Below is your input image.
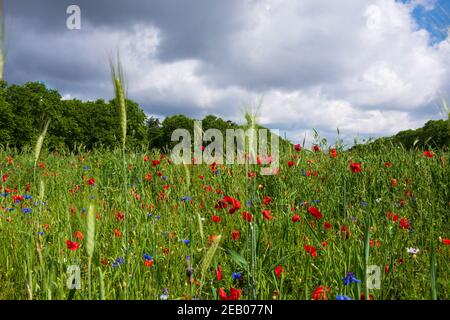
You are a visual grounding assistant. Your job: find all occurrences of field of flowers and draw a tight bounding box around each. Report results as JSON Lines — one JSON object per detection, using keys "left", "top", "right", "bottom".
{"left": 0, "top": 142, "right": 449, "bottom": 300}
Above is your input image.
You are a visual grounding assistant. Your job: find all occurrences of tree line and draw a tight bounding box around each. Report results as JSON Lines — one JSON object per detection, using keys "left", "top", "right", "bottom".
{"left": 1, "top": 80, "right": 448, "bottom": 152}
{"left": 0, "top": 80, "right": 242, "bottom": 151}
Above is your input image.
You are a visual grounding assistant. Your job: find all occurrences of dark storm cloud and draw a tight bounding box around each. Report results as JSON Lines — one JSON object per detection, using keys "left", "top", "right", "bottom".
{"left": 1, "top": 0, "right": 448, "bottom": 142}
{"left": 4, "top": 0, "right": 243, "bottom": 60}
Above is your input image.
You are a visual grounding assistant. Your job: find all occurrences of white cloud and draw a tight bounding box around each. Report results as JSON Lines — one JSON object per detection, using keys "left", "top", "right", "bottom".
{"left": 7, "top": 0, "right": 449, "bottom": 145}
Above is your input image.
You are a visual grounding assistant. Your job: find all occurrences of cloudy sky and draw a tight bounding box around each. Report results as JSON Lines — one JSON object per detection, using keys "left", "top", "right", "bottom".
{"left": 3, "top": 0, "right": 450, "bottom": 145}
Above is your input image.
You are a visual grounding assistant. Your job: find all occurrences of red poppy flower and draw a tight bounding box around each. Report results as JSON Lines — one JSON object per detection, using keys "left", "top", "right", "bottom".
{"left": 292, "top": 215, "right": 300, "bottom": 223}
{"left": 152, "top": 159, "right": 161, "bottom": 167}
{"left": 384, "top": 162, "right": 393, "bottom": 168}
{"left": 88, "top": 178, "right": 95, "bottom": 186}
{"left": 114, "top": 229, "right": 122, "bottom": 238}
{"left": 274, "top": 265, "right": 285, "bottom": 278}
{"left": 219, "top": 288, "right": 241, "bottom": 300}
{"left": 231, "top": 229, "right": 240, "bottom": 241}
{"left": 313, "top": 145, "right": 320, "bottom": 152}
{"left": 12, "top": 195, "right": 24, "bottom": 202}
{"left": 262, "top": 196, "right": 272, "bottom": 206}
{"left": 391, "top": 178, "right": 398, "bottom": 187}
{"left": 211, "top": 215, "right": 221, "bottom": 223}
{"left": 216, "top": 196, "right": 241, "bottom": 214}
{"left": 399, "top": 217, "right": 410, "bottom": 230}
{"left": 330, "top": 148, "right": 337, "bottom": 158}
{"left": 423, "top": 150, "right": 434, "bottom": 158}
{"left": 66, "top": 240, "right": 80, "bottom": 251}
{"left": 441, "top": 238, "right": 450, "bottom": 245}
{"left": 143, "top": 155, "right": 150, "bottom": 162}
{"left": 304, "top": 245, "right": 317, "bottom": 258}
{"left": 287, "top": 161, "right": 295, "bottom": 167}
{"left": 219, "top": 288, "right": 228, "bottom": 300}
{"left": 312, "top": 286, "right": 329, "bottom": 300}
{"left": 242, "top": 211, "right": 254, "bottom": 222}
{"left": 341, "top": 225, "right": 351, "bottom": 240}
{"left": 262, "top": 210, "right": 272, "bottom": 221}
{"left": 295, "top": 144, "right": 302, "bottom": 151}
{"left": 323, "top": 221, "right": 332, "bottom": 230}
{"left": 144, "top": 259, "right": 154, "bottom": 267}
{"left": 216, "top": 266, "right": 222, "bottom": 282}
{"left": 2, "top": 174, "right": 8, "bottom": 182}
{"left": 387, "top": 211, "right": 398, "bottom": 222}
{"left": 350, "top": 162, "right": 362, "bottom": 173}
{"left": 145, "top": 173, "right": 152, "bottom": 181}
{"left": 116, "top": 212, "right": 125, "bottom": 221}
{"left": 74, "top": 230, "right": 84, "bottom": 240}
{"left": 308, "top": 207, "right": 323, "bottom": 220}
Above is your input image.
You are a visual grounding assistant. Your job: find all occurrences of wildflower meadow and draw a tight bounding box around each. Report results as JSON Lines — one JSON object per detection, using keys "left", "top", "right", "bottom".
{"left": 0, "top": 135, "right": 448, "bottom": 300}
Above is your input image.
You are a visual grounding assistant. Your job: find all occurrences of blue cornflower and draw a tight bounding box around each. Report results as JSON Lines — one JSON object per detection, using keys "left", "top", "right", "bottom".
{"left": 147, "top": 213, "right": 154, "bottom": 218}
{"left": 215, "top": 170, "right": 221, "bottom": 175}
{"left": 246, "top": 200, "right": 251, "bottom": 208}
{"left": 160, "top": 288, "right": 169, "bottom": 300}
{"left": 143, "top": 253, "right": 152, "bottom": 261}
{"left": 181, "top": 196, "right": 192, "bottom": 202}
{"left": 1, "top": 192, "right": 9, "bottom": 197}
{"left": 112, "top": 257, "right": 124, "bottom": 268}
{"left": 24, "top": 195, "right": 33, "bottom": 200}
{"left": 342, "top": 272, "right": 361, "bottom": 285}
{"left": 336, "top": 294, "right": 352, "bottom": 300}
{"left": 156, "top": 215, "right": 161, "bottom": 220}
{"left": 361, "top": 201, "right": 368, "bottom": 207}
{"left": 162, "top": 176, "right": 167, "bottom": 181}
{"left": 81, "top": 208, "right": 86, "bottom": 213}
{"left": 37, "top": 231, "right": 45, "bottom": 236}
{"left": 185, "top": 255, "right": 191, "bottom": 261}
{"left": 182, "top": 239, "right": 191, "bottom": 246}
{"left": 22, "top": 208, "right": 32, "bottom": 214}
{"left": 232, "top": 272, "right": 242, "bottom": 280}
{"left": 83, "top": 165, "right": 91, "bottom": 171}
{"left": 312, "top": 200, "right": 321, "bottom": 203}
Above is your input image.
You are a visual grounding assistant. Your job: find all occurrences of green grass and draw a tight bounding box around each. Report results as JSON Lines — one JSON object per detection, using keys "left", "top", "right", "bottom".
{"left": 0, "top": 143, "right": 448, "bottom": 300}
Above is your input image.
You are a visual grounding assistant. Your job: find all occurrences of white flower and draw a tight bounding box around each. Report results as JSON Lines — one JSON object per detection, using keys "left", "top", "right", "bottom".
{"left": 406, "top": 247, "right": 420, "bottom": 255}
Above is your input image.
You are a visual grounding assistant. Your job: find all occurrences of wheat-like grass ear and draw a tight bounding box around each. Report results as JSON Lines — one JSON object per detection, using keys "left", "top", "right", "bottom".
{"left": 109, "top": 54, "right": 127, "bottom": 148}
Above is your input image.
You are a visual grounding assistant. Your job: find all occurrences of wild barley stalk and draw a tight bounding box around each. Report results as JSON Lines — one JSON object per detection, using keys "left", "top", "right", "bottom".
{"left": 33, "top": 119, "right": 51, "bottom": 184}
{"left": 110, "top": 56, "right": 129, "bottom": 298}
{"left": 244, "top": 110, "right": 259, "bottom": 299}
{"left": 363, "top": 218, "right": 371, "bottom": 300}
{"left": 198, "top": 235, "right": 221, "bottom": 296}
{"left": 98, "top": 267, "right": 105, "bottom": 300}
{"left": 441, "top": 98, "right": 449, "bottom": 136}
{"left": 86, "top": 205, "right": 95, "bottom": 300}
